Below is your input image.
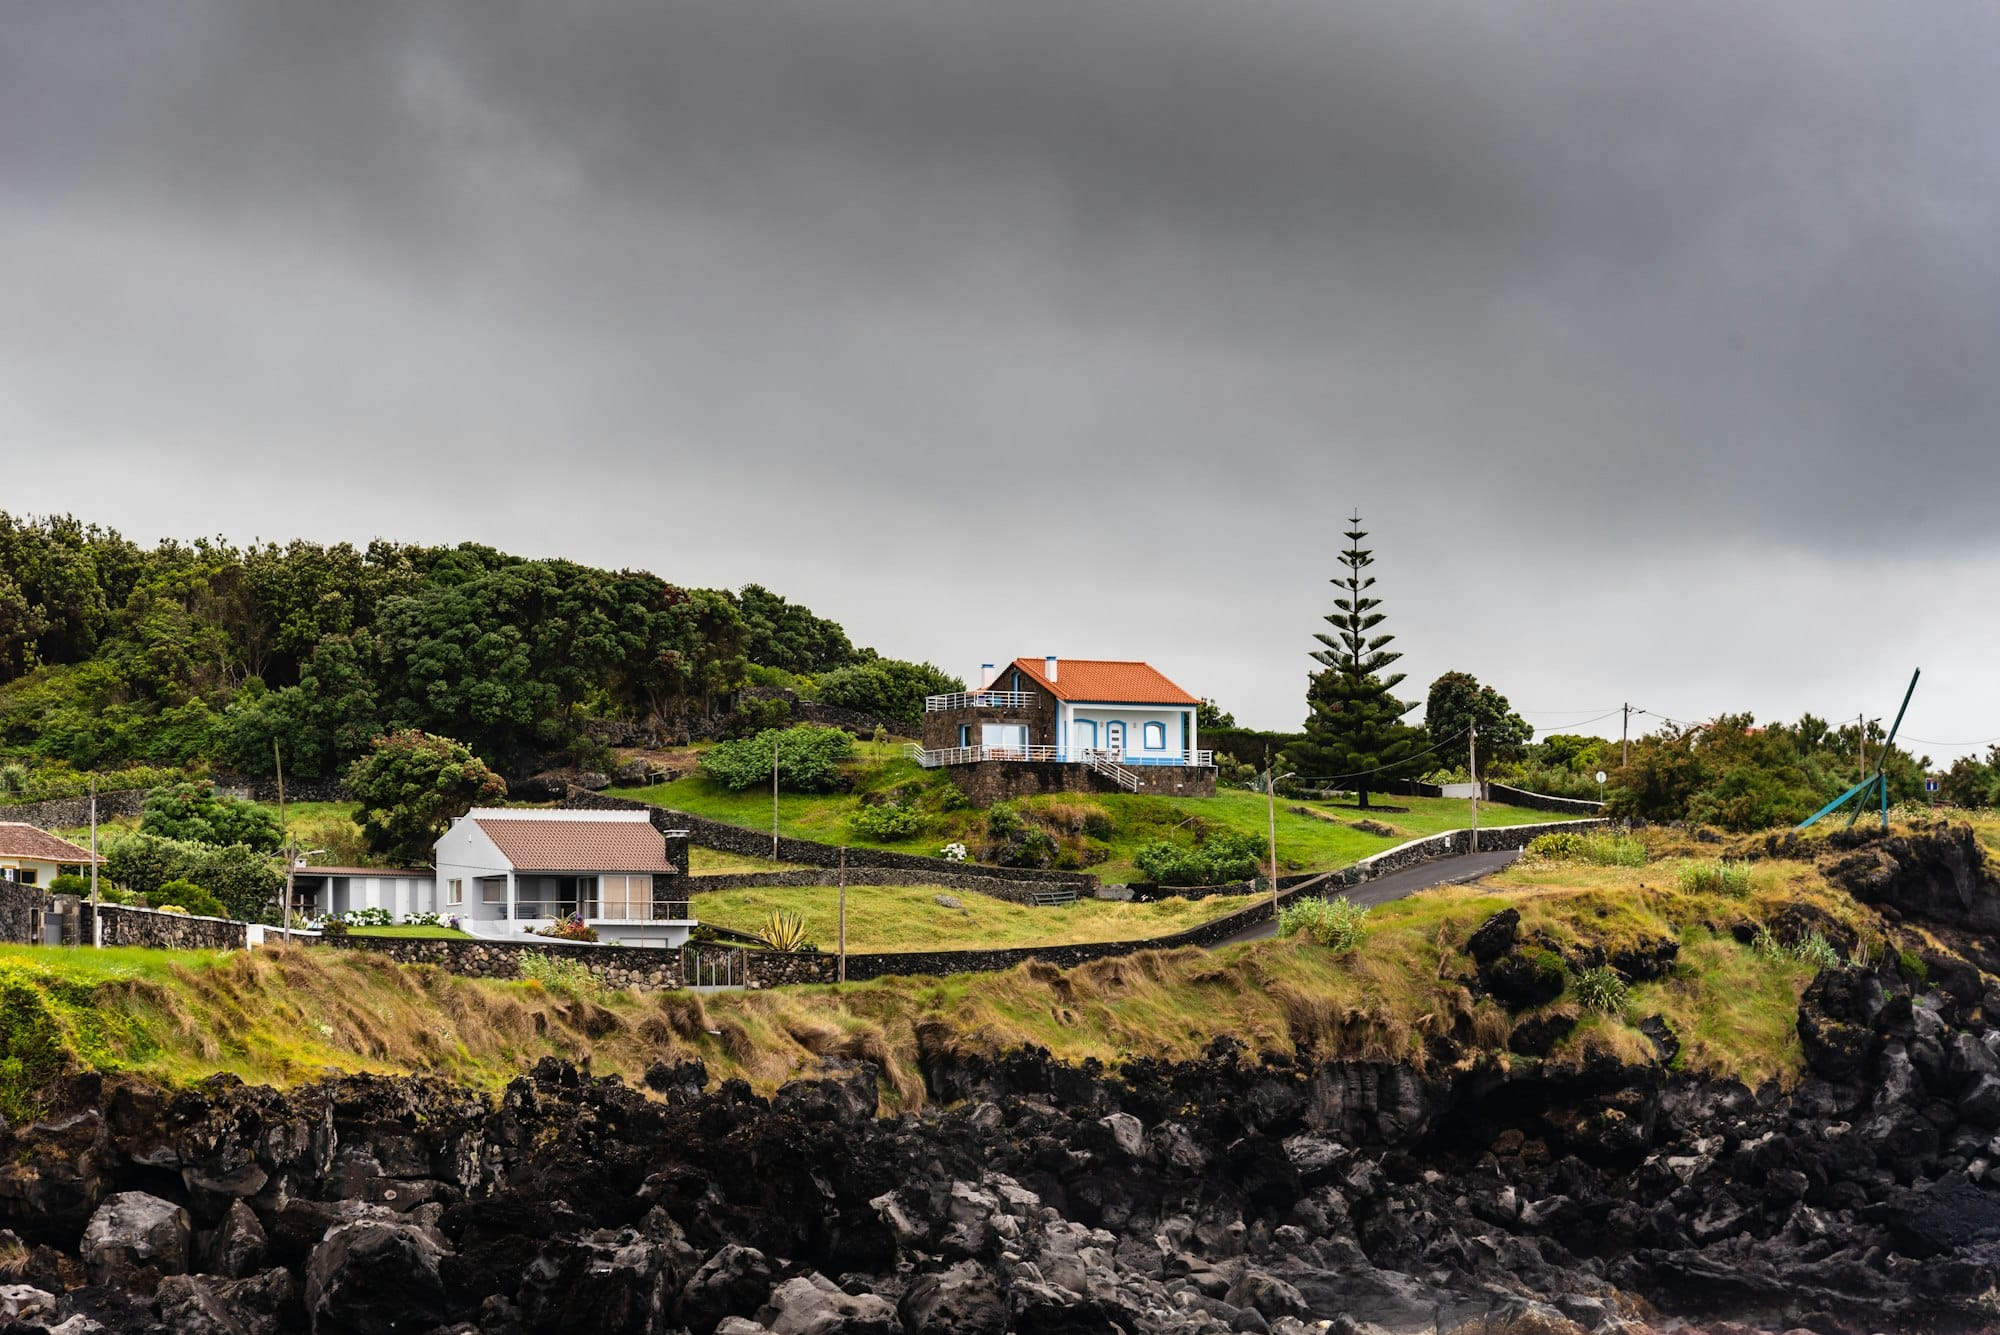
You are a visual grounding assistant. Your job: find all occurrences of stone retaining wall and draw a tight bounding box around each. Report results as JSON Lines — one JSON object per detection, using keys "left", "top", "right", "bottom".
{"left": 0, "top": 879, "right": 43, "bottom": 944}
{"left": 0, "top": 789, "right": 148, "bottom": 830}
{"left": 323, "top": 933, "right": 685, "bottom": 992}
{"left": 687, "top": 866, "right": 1060, "bottom": 905}
{"left": 81, "top": 903, "right": 250, "bottom": 950}
{"left": 945, "top": 759, "right": 1218, "bottom": 805}
{"left": 1484, "top": 783, "right": 1606, "bottom": 815}
{"left": 560, "top": 790, "right": 1097, "bottom": 888}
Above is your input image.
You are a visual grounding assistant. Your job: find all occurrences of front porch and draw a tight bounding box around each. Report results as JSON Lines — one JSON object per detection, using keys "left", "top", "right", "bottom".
{"left": 458, "top": 872, "right": 695, "bottom": 947}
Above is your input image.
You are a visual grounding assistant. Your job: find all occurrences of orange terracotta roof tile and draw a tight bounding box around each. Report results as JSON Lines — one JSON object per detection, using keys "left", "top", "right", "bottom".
{"left": 1005, "top": 657, "right": 1200, "bottom": 706}
{"left": 0, "top": 821, "right": 104, "bottom": 864}
{"left": 472, "top": 815, "right": 679, "bottom": 874}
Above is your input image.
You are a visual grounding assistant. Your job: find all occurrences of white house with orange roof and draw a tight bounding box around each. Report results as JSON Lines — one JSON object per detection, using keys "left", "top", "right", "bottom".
{"left": 914, "top": 656, "right": 1216, "bottom": 800}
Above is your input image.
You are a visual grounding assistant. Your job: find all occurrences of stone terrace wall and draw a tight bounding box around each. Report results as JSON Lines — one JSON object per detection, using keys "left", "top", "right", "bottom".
{"left": 687, "top": 866, "right": 1065, "bottom": 906}
{"left": 0, "top": 788, "right": 148, "bottom": 830}
{"left": 324, "top": 934, "right": 685, "bottom": 992}
{"left": 1484, "top": 783, "right": 1606, "bottom": 816}
{"left": 561, "top": 790, "right": 1097, "bottom": 889}
{"left": 82, "top": 903, "right": 250, "bottom": 950}
{"left": 946, "top": 759, "right": 1217, "bottom": 806}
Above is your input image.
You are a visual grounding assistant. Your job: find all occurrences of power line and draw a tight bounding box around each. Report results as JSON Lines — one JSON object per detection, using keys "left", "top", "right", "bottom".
{"left": 1899, "top": 733, "right": 2000, "bottom": 748}
{"left": 1291, "top": 727, "right": 1470, "bottom": 785}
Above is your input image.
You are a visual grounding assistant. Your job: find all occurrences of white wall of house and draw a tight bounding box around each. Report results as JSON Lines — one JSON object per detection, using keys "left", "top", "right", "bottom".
{"left": 435, "top": 815, "right": 518, "bottom": 928}
{"left": 0, "top": 856, "right": 90, "bottom": 887}
{"left": 1059, "top": 704, "right": 1199, "bottom": 763}
{"left": 320, "top": 874, "right": 437, "bottom": 918}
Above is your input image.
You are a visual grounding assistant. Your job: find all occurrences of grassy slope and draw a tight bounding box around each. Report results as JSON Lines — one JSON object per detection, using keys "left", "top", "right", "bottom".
{"left": 619, "top": 765, "right": 1581, "bottom": 882}
{"left": 0, "top": 828, "right": 1876, "bottom": 1118}
{"left": 694, "top": 883, "right": 1240, "bottom": 952}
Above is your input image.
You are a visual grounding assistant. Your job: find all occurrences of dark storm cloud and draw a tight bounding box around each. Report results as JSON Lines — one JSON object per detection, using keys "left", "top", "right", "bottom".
{"left": 4, "top": 1, "right": 1998, "bottom": 738}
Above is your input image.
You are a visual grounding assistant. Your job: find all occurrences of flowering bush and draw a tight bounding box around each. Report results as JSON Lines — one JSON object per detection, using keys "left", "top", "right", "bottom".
{"left": 156, "top": 904, "right": 189, "bottom": 916}
{"left": 535, "top": 912, "right": 599, "bottom": 943}
{"left": 339, "top": 907, "right": 394, "bottom": 927}
{"left": 405, "top": 912, "right": 444, "bottom": 927}
{"left": 941, "top": 842, "right": 968, "bottom": 862}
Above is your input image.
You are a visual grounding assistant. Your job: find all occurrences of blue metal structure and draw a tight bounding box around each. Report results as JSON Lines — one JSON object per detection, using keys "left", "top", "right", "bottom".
{"left": 1796, "top": 668, "right": 1920, "bottom": 832}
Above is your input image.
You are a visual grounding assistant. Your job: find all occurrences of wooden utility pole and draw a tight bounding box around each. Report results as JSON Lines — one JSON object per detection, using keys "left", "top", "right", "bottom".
{"left": 1857, "top": 714, "right": 1867, "bottom": 782}
{"left": 1265, "top": 749, "right": 1280, "bottom": 925}
{"left": 275, "top": 741, "right": 293, "bottom": 942}
{"left": 772, "top": 732, "right": 781, "bottom": 861}
{"left": 1468, "top": 718, "right": 1479, "bottom": 854}
{"left": 837, "top": 846, "right": 848, "bottom": 984}
{"left": 89, "top": 775, "right": 100, "bottom": 947}
{"left": 1621, "top": 703, "right": 1631, "bottom": 767}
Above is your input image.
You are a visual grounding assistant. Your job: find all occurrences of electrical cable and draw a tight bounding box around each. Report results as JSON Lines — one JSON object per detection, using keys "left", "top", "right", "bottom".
{"left": 1290, "top": 727, "right": 1470, "bottom": 785}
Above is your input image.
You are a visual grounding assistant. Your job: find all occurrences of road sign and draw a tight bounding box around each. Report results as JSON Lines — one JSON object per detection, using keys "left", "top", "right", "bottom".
{"left": 1926, "top": 779, "right": 1940, "bottom": 792}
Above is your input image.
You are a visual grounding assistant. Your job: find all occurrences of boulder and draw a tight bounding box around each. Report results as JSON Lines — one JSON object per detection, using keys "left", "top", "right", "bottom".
{"left": 1225, "top": 1270, "right": 1309, "bottom": 1320}
{"left": 1465, "top": 909, "right": 1520, "bottom": 965}
{"left": 679, "top": 1244, "right": 776, "bottom": 1332}
{"left": 154, "top": 1269, "right": 294, "bottom": 1335}
{"left": 303, "top": 1221, "right": 449, "bottom": 1334}
{"left": 1508, "top": 1010, "right": 1578, "bottom": 1058}
{"left": 1483, "top": 950, "right": 1567, "bottom": 1011}
{"left": 204, "top": 1201, "right": 268, "bottom": 1279}
{"left": 80, "top": 1191, "right": 191, "bottom": 1283}
{"left": 901, "top": 1261, "right": 1004, "bottom": 1335}
{"left": 0, "top": 1285, "right": 58, "bottom": 1325}
{"left": 754, "top": 1273, "right": 902, "bottom": 1335}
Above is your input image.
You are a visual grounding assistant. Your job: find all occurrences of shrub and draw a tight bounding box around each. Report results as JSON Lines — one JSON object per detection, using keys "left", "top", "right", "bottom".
{"left": 318, "top": 918, "right": 349, "bottom": 937}
{"left": 995, "top": 828, "right": 1058, "bottom": 869}
{"left": 1527, "top": 831, "right": 1645, "bottom": 867}
{"left": 1133, "top": 832, "right": 1265, "bottom": 887}
{"left": 157, "top": 904, "right": 189, "bottom": 916}
{"left": 940, "top": 842, "right": 968, "bottom": 863}
{"left": 1897, "top": 948, "right": 1928, "bottom": 984}
{"left": 518, "top": 951, "right": 596, "bottom": 995}
{"left": 48, "top": 873, "right": 86, "bottom": 896}
{"left": 340, "top": 906, "right": 394, "bottom": 927}
{"left": 1278, "top": 896, "right": 1368, "bottom": 951}
{"left": 1081, "top": 811, "right": 1114, "bottom": 841}
{"left": 535, "top": 913, "right": 599, "bottom": 943}
{"left": 1572, "top": 965, "right": 1629, "bottom": 1014}
{"left": 759, "top": 910, "right": 809, "bottom": 952}
{"left": 985, "top": 805, "right": 1022, "bottom": 840}
{"left": 1791, "top": 932, "right": 1840, "bottom": 972}
{"left": 848, "top": 802, "right": 926, "bottom": 841}
{"left": 813, "top": 659, "right": 963, "bottom": 729}
{"left": 701, "top": 725, "right": 854, "bottom": 793}
{"left": 150, "top": 878, "right": 228, "bottom": 918}
{"left": 140, "top": 782, "right": 283, "bottom": 853}
{"left": 1677, "top": 860, "right": 1751, "bottom": 896}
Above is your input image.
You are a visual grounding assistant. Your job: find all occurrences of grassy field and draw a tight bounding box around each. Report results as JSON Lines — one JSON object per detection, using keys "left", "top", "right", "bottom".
{"left": 693, "top": 883, "right": 1241, "bottom": 953}
{"left": 0, "top": 822, "right": 1856, "bottom": 1118}
{"left": 616, "top": 765, "right": 1583, "bottom": 882}
{"left": 347, "top": 925, "right": 470, "bottom": 939}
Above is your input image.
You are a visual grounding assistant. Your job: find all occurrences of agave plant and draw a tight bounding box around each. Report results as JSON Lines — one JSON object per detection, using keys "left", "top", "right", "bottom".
{"left": 759, "top": 909, "right": 809, "bottom": 952}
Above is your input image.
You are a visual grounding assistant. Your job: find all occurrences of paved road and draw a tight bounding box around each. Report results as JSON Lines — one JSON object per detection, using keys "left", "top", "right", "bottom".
{"left": 1211, "top": 848, "right": 1523, "bottom": 948}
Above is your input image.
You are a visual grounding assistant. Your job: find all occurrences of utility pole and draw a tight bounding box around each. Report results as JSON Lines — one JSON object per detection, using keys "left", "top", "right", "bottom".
{"left": 1468, "top": 718, "right": 1479, "bottom": 854}
{"left": 275, "top": 741, "right": 293, "bottom": 943}
{"left": 1621, "top": 704, "right": 1631, "bottom": 768}
{"left": 772, "top": 731, "right": 781, "bottom": 861}
{"left": 1857, "top": 714, "right": 1866, "bottom": 782}
{"left": 1265, "top": 748, "right": 1280, "bottom": 925}
{"left": 89, "top": 775, "right": 100, "bottom": 948}
{"left": 837, "top": 845, "right": 848, "bottom": 985}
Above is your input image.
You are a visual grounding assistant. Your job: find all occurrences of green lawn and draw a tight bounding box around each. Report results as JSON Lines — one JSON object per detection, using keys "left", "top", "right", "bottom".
{"left": 693, "top": 882, "right": 1241, "bottom": 953}
{"left": 616, "top": 765, "right": 1585, "bottom": 882}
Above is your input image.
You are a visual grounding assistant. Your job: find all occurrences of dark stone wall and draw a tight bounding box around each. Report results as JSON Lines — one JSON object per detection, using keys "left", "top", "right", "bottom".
{"left": 945, "top": 759, "right": 1217, "bottom": 805}
{"left": 0, "top": 789, "right": 147, "bottom": 830}
{"left": 919, "top": 693, "right": 1053, "bottom": 751}
{"left": 689, "top": 867, "right": 1063, "bottom": 906}
{"left": 324, "top": 933, "right": 686, "bottom": 992}
{"left": 1484, "top": 783, "right": 1606, "bottom": 815}
{"left": 82, "top": 904, "right": 250, "bottom": 950}
{"left": 0, "top": 880, "right": 45, "bottom": 944}
{"left": 562, "top": 790, "right": 1097, "bottom": 888}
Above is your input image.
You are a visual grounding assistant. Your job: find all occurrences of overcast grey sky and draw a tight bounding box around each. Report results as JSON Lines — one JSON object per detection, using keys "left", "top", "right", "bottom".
{"left": 5, "top": 1, "right": 1999, "bottom": 755}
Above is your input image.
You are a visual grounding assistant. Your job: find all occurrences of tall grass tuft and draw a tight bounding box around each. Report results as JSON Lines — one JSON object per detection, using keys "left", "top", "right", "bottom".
{"left": 1527, "top": 831, "right": 1646, "bottom": 867}
{"left": 1571, "top": 964, "right": 1629, "bottom": 1014}
{"left": 1278, "top": 896, "right": 1369, "bottom": 951}
{"left": 1677, "top": 859, "right": 1751, "bottom": 896}
{"left": 517, "top": 951, "right": 597, "bottom": 996}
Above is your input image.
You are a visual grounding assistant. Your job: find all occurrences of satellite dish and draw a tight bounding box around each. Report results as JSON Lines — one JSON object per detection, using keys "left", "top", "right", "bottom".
{"left": 1594, "top": 771, "right": 1607, "bottom": 785}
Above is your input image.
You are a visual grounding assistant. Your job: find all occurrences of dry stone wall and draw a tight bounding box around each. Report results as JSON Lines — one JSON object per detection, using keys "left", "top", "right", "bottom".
{"left": 323, "top": 933, "right": 686, "bottom": 992}
{"left": 0, "top": 879, "right": 43, "bottom": 944}
{"left": 0, "top": 789, "right": 147, "bottom": 830}
{"left": 687, "top": 866, "right": 1060, "bottom": 905}
{"left": 82, "top": 903, "right": 249, "bottom": 950}
{"left": 1484, "top": 783, "right": 1606, "bottom": 815}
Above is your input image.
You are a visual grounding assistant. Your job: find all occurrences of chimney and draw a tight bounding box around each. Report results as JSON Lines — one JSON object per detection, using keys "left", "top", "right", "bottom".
{"left": 663, "top": 829, "right": 690, "bottom": 877}
{"left": 1044, "top": 655, "right": 1059, "bottom": 682}
{"left": 979, "top": 663, "right": 995, "bottom": 690}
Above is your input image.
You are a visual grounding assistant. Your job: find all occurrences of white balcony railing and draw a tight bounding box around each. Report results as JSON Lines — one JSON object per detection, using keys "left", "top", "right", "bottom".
{"left": 908, "top": 744, "right": 1214, "bottom": 769}
{"left": 924, "top": 689, "right": 1036, "bottom": 712}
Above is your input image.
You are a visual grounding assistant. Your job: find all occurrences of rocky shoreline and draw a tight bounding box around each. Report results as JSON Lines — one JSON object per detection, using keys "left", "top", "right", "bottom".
{"left": 1, "top": 827, "right": 1996, "bottom": 1335}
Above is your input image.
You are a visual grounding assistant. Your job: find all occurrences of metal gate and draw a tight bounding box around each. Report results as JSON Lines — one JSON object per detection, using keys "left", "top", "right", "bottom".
{"left": 684, "top": 945, "right": 746, "bottom": 988}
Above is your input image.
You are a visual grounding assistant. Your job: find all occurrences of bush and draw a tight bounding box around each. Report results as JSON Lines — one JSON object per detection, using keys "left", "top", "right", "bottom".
{"left": 104, "top": 833, "right": 284, "bottom": 920}
{"left": 701, "top": 725, "right": 855, "bottom": 793}
{"left": 848, "top": 802, "right": 926, "bottom": 841}
{"left": 340, "top": 907, "right": 394, "bottom": 927}
{"left": 1527, "top": 831, "right": 1645, "bottom": 867}
{"left": 1133, "top": 832, "right": 1265, "bottom": 887}
{"left": 995, "top": 829, "right": 1058, "bottom": 869}
{"left": 759, "top": 910, "right": 809, "bottom": 952}
{"left": 813, "top": 659, "right": 963, "bottom": 730}
{"left": 535, "top": 913, "right": 599, "bottom": 943}
{"left": 150, "top": 878, "right": 228, "bottom": 918}
{"left": 48, "top": 873, "right": 86, "bottom": 896}
{"left": 1677, "top": 859, "right": 1751, "bottom": 896}
{"left": 1571, "top": 965, "right": 1629, "bottom": 1014}
{"left": 518, "top": 951, "right": 596, "bottom": 994}
{"left": 1791, "top": 931, "right": 1840, "bottom": 972}
{"left": 139, "top": 782, "right": 282, "bottom": 853}
{"left": 318, "top": 918, "right": 349, "bottom": 937}
{"left": 1277, "top": 895, "right": 1368, "bottom": 950}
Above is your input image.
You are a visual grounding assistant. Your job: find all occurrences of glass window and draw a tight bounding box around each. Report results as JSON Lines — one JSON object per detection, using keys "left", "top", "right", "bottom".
{"left": 482, "top": 881, "right": 506, "bottom": 904}
{"left": 1143, "top": 722, "right": 1166, "bottom": 749}
{"left": 447, "top": 879, "right": 463, "bottom": 905}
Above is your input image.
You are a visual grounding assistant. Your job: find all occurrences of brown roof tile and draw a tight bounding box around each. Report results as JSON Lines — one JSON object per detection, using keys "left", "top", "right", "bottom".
{"left": 1005, "top": 657, "right": 1200, "bottom": 707}
{"left": 472, "top": 816, "right": 678, "bottom": 874}
{"left": 0, "top": 821, "right": 104, "bottom": 864}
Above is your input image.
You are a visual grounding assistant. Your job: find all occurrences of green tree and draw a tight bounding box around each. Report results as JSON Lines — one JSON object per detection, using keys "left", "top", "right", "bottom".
{"left": 1195, "top": 698, "right": 1237, "bottom": 729}
{"left": 140, "top": 781, "right": 283, "bottom": 852}
{"left": 813, "top": 659, "right": 963, "bottom": 730}
{"left": 700, "top": 724, "right": 855, "bottom": 793}
{"left": 1289, "top": 514, "right": 1425, "bottom": 809}
{"left": 346, "top": 731, "right": 507, "bottom": 867}
{"left": 736, "top": 584, "right": 870, "bottom": 674}
{"left": 1423, "top": 671, "right": 1533, "bottom": 766}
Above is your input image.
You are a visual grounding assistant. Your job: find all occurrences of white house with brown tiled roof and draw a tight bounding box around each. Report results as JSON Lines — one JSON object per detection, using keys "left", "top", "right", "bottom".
{"left": 433, "top": 808, "right": 694, "bottom": 947}
{"left": 0, "top": 821, "right": 104, "bottom": 887}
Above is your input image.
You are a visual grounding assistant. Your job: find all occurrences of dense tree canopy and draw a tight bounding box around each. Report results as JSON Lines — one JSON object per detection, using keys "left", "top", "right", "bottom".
{"left": 1424, "top": 671, "right": 1533, "bottom": 767}
{"left": 346, "top": 731, "right": 508, "bottom": 866}
{"left": 0, "top": 513, "right": 871, "bottom": 778}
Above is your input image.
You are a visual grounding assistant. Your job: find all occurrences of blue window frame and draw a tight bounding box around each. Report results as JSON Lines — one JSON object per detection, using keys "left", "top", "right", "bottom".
{"left": 1142, "top": 721, "right": 1166, "bottom": 750}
